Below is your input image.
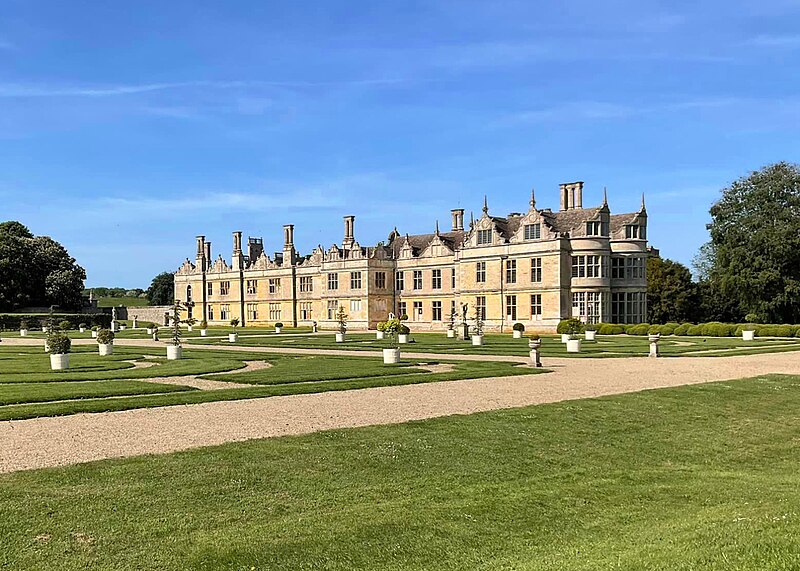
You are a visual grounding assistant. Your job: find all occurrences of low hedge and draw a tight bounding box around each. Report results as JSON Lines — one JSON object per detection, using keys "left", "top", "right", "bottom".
{"left": 556, "top": 319, "right": 585, "bottom": 334}
{"left": 0, "top": 313, "right": 111, "bottom": 330}
{"left": 571, "top": 321, "right": 800, "bottom": 337}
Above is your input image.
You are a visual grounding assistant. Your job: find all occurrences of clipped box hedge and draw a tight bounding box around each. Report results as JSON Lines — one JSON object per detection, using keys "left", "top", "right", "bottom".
{"left": 0, "top": 313, "right": 112, "bottom": 331}
{"left": 562, "top": 320, "right": 800, "bottom": 338}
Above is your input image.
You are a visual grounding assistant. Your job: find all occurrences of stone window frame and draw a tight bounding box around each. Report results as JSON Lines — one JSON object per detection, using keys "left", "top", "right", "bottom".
{"left": 523, "top": 223, "right": 541, "bottom": 240}
{"left": 431, "top": 269, "right": 442, "bottom": 290}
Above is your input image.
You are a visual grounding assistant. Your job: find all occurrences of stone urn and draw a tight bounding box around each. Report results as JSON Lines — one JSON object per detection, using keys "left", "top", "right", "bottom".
{"left": 383, "top": 348, "right": 401, "bottom": 364}
{"left": 742, "top": 329, "right": 755, "bottom": 341}
{"left": 447, "top": 329, "right": 455, "bottom": 338}
{"left": 566, "top": 338, "right": 582, "bottom": 353}
{"left": 472, "top": 334, "right": 484, "bottom": 346}
{"left": 585, "top": 330, "right": 596, "bottom": 341}
{"left": 98, "top": 343, "right": 114, "bottom": 356}
{"left": 49, "top": 353, "right": 70, "bottom": 370}
{"left": 528, "top": 338, "right": 542, "bottom": 367}
{"left": 561, "top": 333, "right": 570, "bottom": 343}
{"left": 376, "top": 331, "right": 385, "bottom": 340}
{"left": 335, "top": 332, "right": 346, "bottom": 343}
{"left": 228, "top": 333, "right": 238, "bottom": 343}
{"left": 648, "top": 333, "right": 661, "bottom": 358}
{"left": 166, "top": 345, "right": 182, "bottom": 360}
{"left": 528, "top": 338, "right": 542, "bottom": 350}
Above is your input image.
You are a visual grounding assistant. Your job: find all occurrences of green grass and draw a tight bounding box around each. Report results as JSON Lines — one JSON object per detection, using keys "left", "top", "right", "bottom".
{"left": 94, "top": 296, "right": 150, "bottom": 307}
{"left": 1, "top": 374, "right": 799, "bottom": 569}
{"left": 0, "top": 346, "right": 537, "bottom": 420}
{"left": 187, "top": 330, "right": 800, "bottom": 357}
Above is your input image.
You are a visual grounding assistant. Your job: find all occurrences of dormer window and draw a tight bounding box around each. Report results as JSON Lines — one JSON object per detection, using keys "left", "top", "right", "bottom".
{"left": 477, "top": 229, "right": 493, "bottom": 245}
{"left": 587, "top": 221, "right": 610, "bottom": 236}
{"left": 625, "top": 224, "right": 646, "bottom": 239}
{"left": 523, "top": 223, "right": 541, "bottom": 240}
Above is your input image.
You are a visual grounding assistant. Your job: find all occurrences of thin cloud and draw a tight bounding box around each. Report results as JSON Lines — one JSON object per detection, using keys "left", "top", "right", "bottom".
{"left": 100, "top": 189, "right": 343, "bottom": 213}
{"left": 747, "top": 34, "right": 800, "bottom": 48}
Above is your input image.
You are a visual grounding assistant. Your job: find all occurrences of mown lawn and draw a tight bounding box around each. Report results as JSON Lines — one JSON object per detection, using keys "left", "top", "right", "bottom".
{"left": 1, "top": 374, "right": 798, "bottom": 570}
{"left": 0, "top": 346, "right": 537, "bottom": 421}
{"left": 187, "top": 330, "right": 800, "bottom": 358}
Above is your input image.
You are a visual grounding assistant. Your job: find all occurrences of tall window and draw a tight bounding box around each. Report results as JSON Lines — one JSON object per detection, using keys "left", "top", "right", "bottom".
{"left": 506, "top": 295, "right": 517, "bottom": 320}
{"left": 350, "top": 271, "right": 362, "bottom": 289}
{"left": 477, "top": 229, "right": 492, "bottom": 245}
{"left": 505, "top": 259, "right": 517, "bottom": 284}
{"left": 350, "top": 299, "right": 361, "bottom": 313}
{"left": 299, "top": 276, "right": 313, "bottom": 292}
{"left": 612, "top": 292, "right": 647, "bottom": 323}
{"left": 376, "top": 272, "right": 386, "bottom": 289}
{"left": 413, "top": 270, "right": 423, "bottom": 290}
{"left": 268, "top": 303, "right": 280, "bottom": 321}
{"left": 524, "top": 223, "right": 541, "bottom": 240}
{"left": 611, "top": 257, "right": 625, "bottom": 279}
{"left": 395, "top": 271, "right": 404, "bottom": 291}
{"left": 220, "top": 281, "right": 230, "bottom": 295}
{"left": 327, "top": 273, "right": 338, "bottom": 290}
{"left": 572, "top": 256, "right": 585, "bottom": 278}
{"left": 247, "top": 303, "right": 258, "bottom": 321}
{"left": 476, "top": 261, "right": 486, "bottom": 283}
{"left": 327, "top": 300, "right": 338, "bottom": 320}
{"left": 300, "top": 302, "right": 312, "bottom": 320}
{"left": 530, "top": 294, "right": 542, "bottom": 319}
{"left": 208, "top": 306, "right": 214, "bottom": 321}
{"left": 398, "top": 302, "right": 407, "bottom": 318}
{"left": 531, "top": 257, "right": 542, "bottom": 282}
{"left": 186, "top": 285, "right": 192, "bottom": 302}
{"left": 475, "top": 296, "right": 486, "bottom": 320}
{"left": 432, "top": 269, "right": 442, "bottom": 289}
{"left": 586, "top": 221, "right": 608, "bottom": 236}
{"left": 207, "top": 282, "right": 213, "bottom": 296}
{"left": 246, "top": 280, "right": 257, "bottom": 295}
{"left": 625, "top": 257, "right": 645, "bottom": 279}
{"left": 269, "top": 278, "right": 280, "bottom": 294}
{"left": 587, "top": 255, "right": 601, "bottom": 278}
{"left": 451, "top": 268, "right": 456, "bottom": 288}
{"left": 572, "top": 292, "right": 603, "bottom": 323}
{"left": 220, "top": 304, "right": 230, "bottom": 321}
{"left": 413, "top": 301, "right": 423, "bottom": 320}
{"left": 432, "top": 301, "right": 442, "bottom": 321}
{"left": 572, "top": 256, "right": 605, "bottom": 278}
{"left": 625, "top": 225, "right": 645, "bottom": 239}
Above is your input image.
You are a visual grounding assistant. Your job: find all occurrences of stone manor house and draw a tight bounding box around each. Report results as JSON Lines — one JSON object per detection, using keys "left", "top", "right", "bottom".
{"left": 174, "top": 182, "right": 649, "bottom": 331}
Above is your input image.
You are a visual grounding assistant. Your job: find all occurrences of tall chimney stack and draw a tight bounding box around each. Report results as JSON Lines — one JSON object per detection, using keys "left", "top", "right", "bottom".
{"left": 342, "top": 215, "right": 355, "bottom": 247}
{"left": 574, "top": 181, "right": 584, "bottom": 208}
{"left": 232, "top": 231, "right": 244, "bottom": 270}
{"left": 283, "top": 224, "right": 296, "bottom": 265}
{"left": 559, "top": 184, "right": 569, "bottom": 211}
{"left": 196, "top": 235, "right": 206, "bottom": 268}
{"left": 451, "top": 209, "right": 464, "bottom": 231}
{"left": 204, "top": 241, "right": 212, "bottom": 270}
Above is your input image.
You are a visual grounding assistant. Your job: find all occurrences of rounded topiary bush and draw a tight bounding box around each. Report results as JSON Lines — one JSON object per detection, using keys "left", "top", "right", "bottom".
{"left": 399, "top": 324, "right": 410, "bottom": 335}
{"left": 625, "top": 323, "right": 650, "bottom": 336}
{"left": 686, "top": 324, "right": 703, "bottom": 336}
{"left": 673, "top": 323, "right": 691, "bottom": 336}
{"left": 700, "top": 322, "right": 735, "bottom": 337}
{"left": 96, "top": 328, "right": 115, "bottom": 344}
{"left": 47, "top": 332, "right": 71, "bottom": 354}
{"left": 597, "top": 323, "right": 625, "bottom": 335}
{"left": 512, "top": 322, "right": 525, "bottom": 332}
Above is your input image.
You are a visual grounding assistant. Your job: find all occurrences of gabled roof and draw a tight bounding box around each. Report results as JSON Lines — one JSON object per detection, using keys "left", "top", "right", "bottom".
{"left": 388, "top": 230, "right": 465, "bottom": 257}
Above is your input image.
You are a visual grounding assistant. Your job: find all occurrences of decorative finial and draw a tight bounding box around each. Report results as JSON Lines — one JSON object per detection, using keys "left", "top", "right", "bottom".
{"left": 529, "top": 187, "right": 536, "bottom": 209}
{"left": 482, "top": 195, "right": 489, "bottom": 215}
{"left": 603, "top": 186, "right": 608, "bottom": 207}
{"left": 435, "top": 220, "right": 440, "bottom": 235}
{"left": 470, "top": 211, "right": 475, "bottom": 227}
{"left": 641, "top": 192, "right": 646, "bottom": 210}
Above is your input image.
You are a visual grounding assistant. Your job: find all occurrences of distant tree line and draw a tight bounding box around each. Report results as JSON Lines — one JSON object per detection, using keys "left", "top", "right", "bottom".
{"left": 648, "top": 162, "right": 800, "bottom": 324}
{"left": 0, "top": 221, "right": 86, "bottom": 311}
{"left": 83, "top": 287, "right": 147, "bottom": 298}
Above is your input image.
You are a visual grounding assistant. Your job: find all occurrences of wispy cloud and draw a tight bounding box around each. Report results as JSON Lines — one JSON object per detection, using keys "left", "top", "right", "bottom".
{"left": 747, "top": 34, "right": 800, "bottom": 48}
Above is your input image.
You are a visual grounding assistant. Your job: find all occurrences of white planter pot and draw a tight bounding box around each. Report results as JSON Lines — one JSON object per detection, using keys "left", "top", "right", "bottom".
{"left": 742, "top": 330, "right": 755, "bottom": 341}
{"left": 585, "top": 330, "right": 596, "bottom": 341}
{"left": 187, "top": 325, "right": 193, "bottom": 332}
{"left": 152, "top": 333, "right": 159, "bottom": 341}
{"left": 566, "top": 339, "right": 582, "bottom": 353}
{"left": 166, "top": 345, "right": 182, "bottom": 360}
{"left": 146, "top": 328, "right": 154, "bottom": 335}
{"left": 98, "top": 343, "right": 114, "bottom": 356}
{"left": 335, "top": 333, "right": 346, "bottom": 343}
{"left": 228, "top": 333, "right": 238, "bottom": 343}
{"left": 41, "top": 327, "right": 48, "bottom": 332}
{"left": 561, "top": 333, "right": 571, "bottom": 343}
{"left": 79, "top": 327, "right": 86, "bottom": 333}
{"left": 275, "top": 327, "right": 282, "bottom": 334}
{"left": 472, "top": 335, "right": 484, "bottom": 346}
{"left": 398, "top": 334, "right": 409, "bottom": 344}
{"left": 19, "top": 329, "right": 27, "bottom": 337}
{"left": 44, "top": 341, "right": 49, "bottom": 352}
{"left": 376, "top": 331, "right": 385, "bottom": 340}
{"left": 383, "top": 348, "right": 401, "bottom": 364}
{"left": 91, "top": 330, "right": 98, "bottom": 338}
{"left": 446, "top": 329, "right": 455, "bottom": 338}
{"left": 513, "top": 330, "right": 522, "bottom": 339}
{"left": 200, "top": 329, "right": 208, "bottom": 337}
{"left": 120, "top": 325, "right": 127, "bottom": 330}
{"left": 50, "top": 353, "right": 70, "bottom": 370}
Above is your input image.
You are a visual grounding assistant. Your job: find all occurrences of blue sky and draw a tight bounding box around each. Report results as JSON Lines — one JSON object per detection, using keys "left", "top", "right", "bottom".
{"left": 1, "top": 0, "right": 798, "bottom": 287}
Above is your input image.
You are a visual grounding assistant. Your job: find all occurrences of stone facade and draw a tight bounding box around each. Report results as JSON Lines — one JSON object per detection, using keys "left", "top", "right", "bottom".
{"left": 174, "top": 182, "right": 649, "bottom": 331}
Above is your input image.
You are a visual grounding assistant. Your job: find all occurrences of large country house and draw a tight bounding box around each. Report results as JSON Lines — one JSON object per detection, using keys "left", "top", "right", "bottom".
{"left": 174, "top": 181, "right": 649, "bottom": 331}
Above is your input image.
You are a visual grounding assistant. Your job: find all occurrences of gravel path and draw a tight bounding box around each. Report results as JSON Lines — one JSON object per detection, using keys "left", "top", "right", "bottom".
{"left": 1, "top": 349, "right": 799, "bottom": 474}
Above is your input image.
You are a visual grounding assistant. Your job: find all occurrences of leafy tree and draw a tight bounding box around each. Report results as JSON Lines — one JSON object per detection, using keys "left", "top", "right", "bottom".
{"left": 646, "top": 256, "right": 699, "bottom": 323}
{"left": 146, "top": 272, "right": 175, "bottom": 305}
{"left": 705, "top": 162, "right": 800, "bottom": 323}
{"left": 0, "top": 221, "right": 86, "bottom": 310}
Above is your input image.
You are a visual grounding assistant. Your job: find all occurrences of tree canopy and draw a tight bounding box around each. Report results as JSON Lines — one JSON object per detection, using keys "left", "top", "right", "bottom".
{"left": 704, "top": 162, "right": 800, "bottom": 323}
{"left": 0, "top": 221, "right": 87, "bottom": 311}
{"left": 146, "top": 272, "right": 175, "bottom": 305}
{"left": 646, "top": 256, "right": 698, "bottom": 323}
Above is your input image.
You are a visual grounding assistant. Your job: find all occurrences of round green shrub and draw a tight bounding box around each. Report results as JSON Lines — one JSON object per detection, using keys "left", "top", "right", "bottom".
{"left": 686, "top": 324, "right": 703, "bottom": 336}
{"left": 673, "top": 323, "right": 691, "bottom": 336}
{"left": 96, "top": 329, "right": 115, "bottom": 344}
{"left": 399, "top": 324, "right": 410, "bottom": 335}
{"left": 59, "top": 320, "right": 72, "bottom": 331}
{"left": 47, "top": 332, "right": 71, "bottom": 354}
{"left": 512, "top": 322, "right": 525, "bottom": 332}
{"left": 597, "top": 323, "right": 625, "bottom": 335}
{"left": 625, "top": 323, "right": 650, "bottom": 336}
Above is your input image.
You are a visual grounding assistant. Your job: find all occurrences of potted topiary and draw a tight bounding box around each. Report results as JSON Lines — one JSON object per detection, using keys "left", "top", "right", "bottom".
{"left": 41, "top": 319, "right": 48, "bottom": 333}
{"left": 376, "top": 321, "right": 386, "bottom": 340}
{"left": 229, "top": 318, "right": 239, "bottom": 343}
{"left": 59, "top": 320, "right": 71, "bottom": 332}
{"left": 742, "top": 314, "right": 758, "bottom": 341}
{"left": 146, "top": 322, "right": 155, "bottom": 335}
{"left": 91, "top": 325, "right": 99, "bottom": 338}
{"left": 78, "top": 322, "right": 87, "bottom": 333}
{"left": 199, "top": 319, "right": 208, "bottom": 337}
{"left": 335, "top": 306, "right": 348, "bottom": 342}
{"left": 120, "top": 321, "right": 127, "bottom": 331}
{"left": 275, "top": 322, "right": 284, "bottom": 334}
{"left": 471, "top": 308, "right": 485, "bottom": 346}
{"left": 97, "top": 328, "right": 115, "bottom": 356}
{"left": 166, "top": 300, "right": 193, "bottom": 359}
{"left": 565, "top": 318, "right": 583, "bottom": 353}
{"left": 512, "top": 322, "right": 525, "bottom": 339}
{"left": 382, "top": 317, "right": 402, "bottom": 363}
{"left": 584, "top": 322, "right": 597, "bottom": 341}
{"left": 397, "top": 323, "right": 410, "bottom": 344}
{"left": 47, "top": 331, "right": 71, "bottom": 370}
{"left": 19, "top": 319, "right": 29, "bottom": 337}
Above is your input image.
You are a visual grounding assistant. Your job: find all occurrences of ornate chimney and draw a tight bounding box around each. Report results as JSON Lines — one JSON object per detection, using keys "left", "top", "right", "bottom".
{"left": 195, "top": 235, "right": 205, "bottom": 268}
{"left": 283, "top": 224, "right": 296, "bottom": 265}
{"left": 232, "top": 231, "right": 244, "bottom": 270}
{"left": 342, "top": 215, "right": 355, "bottom": 248}
{"left": 451, "top": 209, "right": 464, "bottom": 231}
{"left": 204, "top": 241, "right": 212, "bottom": 270}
